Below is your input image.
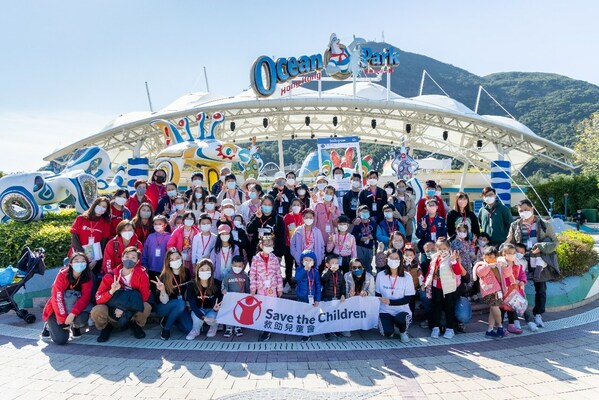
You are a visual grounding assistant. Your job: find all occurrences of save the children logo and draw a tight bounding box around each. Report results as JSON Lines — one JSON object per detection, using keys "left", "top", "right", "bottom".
{"left": 233, "top": 296, "right": 262, "bottom": 325}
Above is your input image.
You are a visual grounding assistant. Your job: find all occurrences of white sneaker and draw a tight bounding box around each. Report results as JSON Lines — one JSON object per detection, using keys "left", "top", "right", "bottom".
{"left": 283, "top": 283, "right": 291, "bottom": 294}
{"left": 527, "top": 321, "right": 538, "bottom": 332}
{"left": 514, "top": 320, "right": 522, "bottom": 330}
{"left": 443, "top": 328, "right": 455, "bottom": 339}
{"left": 186, "top": 329, "right": 199, "bottom": 340}
{"left": 534, "top": 314, "right": 545, "bottom": 328}
{"left": 207, "top": 324, "right": 219, "bottom": 337}
{"left": 431, "top": 327, "right": 440, "bottom": 338}
{"left": 399, "top": 332, "right": 410, "bottom": 343}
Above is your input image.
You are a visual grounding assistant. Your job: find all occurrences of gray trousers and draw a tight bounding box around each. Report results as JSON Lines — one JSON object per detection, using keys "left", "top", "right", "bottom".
{"left": 46, "top": 312, "right": 89, "bottom": 345}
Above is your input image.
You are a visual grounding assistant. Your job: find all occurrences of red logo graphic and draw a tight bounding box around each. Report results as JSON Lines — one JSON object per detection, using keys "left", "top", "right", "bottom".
{"left": 233, "top": 296, "right": 263, "bottom": 325}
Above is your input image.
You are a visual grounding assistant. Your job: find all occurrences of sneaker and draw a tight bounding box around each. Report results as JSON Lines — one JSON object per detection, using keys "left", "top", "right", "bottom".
{"left": 431, "top": 327, "right": 440, "bottom": 338}
{"left": 443, "top": 328, "right": 455, "bottom": 339}
{"left": 513, "top": 320, "right": 522, "bottom": 330}
{"left": 399, "top": 332, "right": 410, "bottom": 343}
{"left": 534, "top": 314, "right": 545, "bottom": 328}
{"left": 234, "top": 327, "right": 243, "bottom": 337}
{"left": 497, "top": 327, "right": 508, "bottom": 337}
{"left": 419, "top": 320, "right": 429, "bottom": 329}
{"left": 223, "top": 327, "right": 233, "bottom": 338}
{"left": 283, "top": 282, "right": 291, "bottom": 294}
{"left": 130, "top": 322, "right": 146, "bottom": 339}
{"left": 324, "top": 333, "right": 334, "bottom": 341}
{"left": 41, "top": 324, "right": 50, "bottom": 341}
{"left": 97, "top": 324, "right": 113, "bottom": 343}
{"left": 71, "top": 327, "right": 82, "bottom": 339}
{"left": 186, "top": 329, "right": 199, "bottom": 341}
{"left": 160, "top": 328, "right": 170, "bottom": 341}
{"left": 527, "top": 321, "right": 539, "bottom": 332}
{"left": 301, "top": 336, "right": 311, "bottom": 343}
{"left": 259, "top": 332, "right": 271, "bottom": 342}
{"left": 207, "top": 324, "right": 218, "bottom": 338}
{"left": 507, "top": 324, "right": 523, "bottom": 334}
{"left": 485, "top": 330, "right": 500, "bottom": 338}
{"left": 159, "top": 317, "right": 167, "bottom": 329}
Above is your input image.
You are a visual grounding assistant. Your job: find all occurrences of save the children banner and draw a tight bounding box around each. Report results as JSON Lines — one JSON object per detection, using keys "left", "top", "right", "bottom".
{"left": 217, "top": 293, "right": 380, "bottom": 336}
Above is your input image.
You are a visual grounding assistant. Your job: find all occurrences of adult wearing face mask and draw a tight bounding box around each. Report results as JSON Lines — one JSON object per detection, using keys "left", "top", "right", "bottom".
{"left": 146, "top": 169, "right": 168, "bottom": 210}
{"left": 126, "top": 180, "right": 149, "bottom": 217}
{"left": 269, "top": 171, "right": 296, "bottom": 216}
{"left": 217, "top": 174, "right": 246, "bottom": 208}
{"left": 141, "top": 215, "right": 172, "bottom": 290}
{"left": 294, "top": 183, "right": 312, "bottom": 211}
{"left": 375, "top": 249, "right": 415, "bottom": 342}
{"left": 246, "top": 195, "right": 286, "bottom": 259}
{"left": 168, "top": 211, "right": 201, "bottom": 272}
{"left": 41, "top": 253, "right": 93, "bottom": 345}
{"left": 92, "top": 247, "right": 151, "bottom": 342}
{"left": 416, "top": 180, "right": 446, "bottom": 222}
{"left": 477, "top": 186, "right": 513, "bottom": 246}
{"left": 283, "top": 199, "right": 305, "bottom": 292}
{"left": 446, "top": 192, "right": 480, "bottom": 239}
{"left": 110, "top": 189, "right": 132, "bottom": 237}
{"left": 132, "top": 202, "right": 155, "bottom": 244}
{"left": 184, "top": 172, "right": 206, "bottom": 199}
{"left": 240, "top": 182, "right": 263, "bottom": 224}
{"left": 358, "top": 170, "right": 388, "bottom": 223}
{"left": 395, "top": 180, "right": 416, "bottom": 240}
{"left": 343, "top": 173, "right": 363, "bottom": 221}
{"left": 505, "top": 199, "right": 560, "bottom": 328}
{"left": 285, "top": 171, "right": 298, "bottom": 192}
{"left": 155, "top": 182, "right": 180, "bottom": 216}
{"left": 211, "top": 167, "right": 231, "bottom": 197}
{"left": 102, "top": 220, "right": 143, "bottom": 276}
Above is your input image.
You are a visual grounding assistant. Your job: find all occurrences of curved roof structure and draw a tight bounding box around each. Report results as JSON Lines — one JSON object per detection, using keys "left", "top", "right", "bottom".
{"left": 44, "top": 81, "right": 577, "bottom": 172}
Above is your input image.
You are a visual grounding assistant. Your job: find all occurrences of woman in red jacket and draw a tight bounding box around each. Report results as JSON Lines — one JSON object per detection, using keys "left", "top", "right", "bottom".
{"left": 41, "top": 253, "right": 93, "bottom": 345}
{"left": 102, "top": 220, "right": 144, "bottom": 276}
{"left": 282, "top": 198, "right": 304, "bottom": 292}
{"left": 146, "top": 169, "right": 168, "bottom": 211}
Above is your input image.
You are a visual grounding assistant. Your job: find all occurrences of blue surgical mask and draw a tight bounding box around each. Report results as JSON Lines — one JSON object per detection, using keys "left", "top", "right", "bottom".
{"left": 360, "top": 212, "right": 370, "bottom": 220}
{"left": 353, "top": 268, "right": 364, "bottom": 277}
{"left": 123, "top": 259, "right": 136, "bottom": 269}
{"left": 249, "top": 192, "right": 258, "bottom": 200}
{"left": 384, "top": 211, "right": 393, "bottom": 219}
{"left": 72, "top": 262, "right": 87, "bottom": 273}
{"left": 261, "top": 205, "right": 273, "bottom": 214}
{"left": 426, "top": 189, "right": 436, "bottom": 197}
{"left": 324, "top": 194, "right": 333, "bottom": 202}
{"left": 516, "top": 253, "right": 524, "bottom": 260}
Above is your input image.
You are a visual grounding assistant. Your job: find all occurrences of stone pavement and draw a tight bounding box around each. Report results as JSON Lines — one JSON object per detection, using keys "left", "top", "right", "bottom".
{"left": 1, "top": 302, "right": 599, "bottom": 399}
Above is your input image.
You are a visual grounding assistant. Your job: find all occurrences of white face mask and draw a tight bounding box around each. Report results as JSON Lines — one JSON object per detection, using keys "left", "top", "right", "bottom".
{"left": 167, "top": 190, "right": 177, "bottom": 197}
{"left": 174, "top": 204, "right": 185, "bottom": 211}
{"left": 153, "top": 224, "right": 164, "bottom": 232}
{"left": 404, "top": 256, "right": 414, "bottom": 264}
{"left": 121, "top": 231, "right": 134, "bottom": 241}
{"left": 262, "top": 246, "right": 274, "bottom": 254}
{"left": 200, "top": 224, "right": 212, "bottom": 232}
{"left": 227, "top": 181, "right": 236, "bottom": 190}
{"left": 323, "top": 194, "right": 334, "bottom": 202}
{"left": 329, "top": 264, "right": 339, "bottom": 272}
{"left": 114, "top": 197, "right": 127, "bottom": 206}
{"left": 297, "top": 189, "right": 306, "bottom": 196}
{"left": 338, "top": 224, "right": 348, "bottom": 232}
{"left": 439, "top": 250, "right": 450, "bottom": 257}
{"left": 367, "top": 178, "right": 378, "bottom": 186}
{"left": 234, "top": 220, "right": 243, "bottom": 229}
{"left": 94, "top": 205, "right": 106, "bottom": 215}
{"left": 388, "top": 259, "right": 401, "bottom": 269}
{"left": 484, "top": 196, "right": 496, "bottom": 205}
{"left": 334, "top": 174, "right": 343, "bottom": 180}
{"left": 385, "top": 188, "right": 394, "bottom": 196}
{"left": 478, "top": 240, "right": 488, "bottom": 247}
{"left": 220, "top": 234, "right": 230, "bottom": 242}
{"left": 303, "top": 218, "right": 314, "bottom": 226}
{"left": 232, "top": 266, "right": 244, "bottom": 274}
{"left": 205, "top": 203, "right": 215, "bottom": 211}
{"left": 194, "top": 192, "right": 202, "bottom": 199}
{"left": 170, "top": 259, "right": 182, "bottom": 270}
{"left": 184, "top": 219, "right": 194, "bottom": 227}
{"left": 352, "top": 180, "right": 361, "bottom": 188}
{"left": 287, "top": 178, "right": 296, "bottom": 186}
{"left": 392, "top": 240, "right": 404, "bottom": 249}
{"left": 292, "top": 205, "right": 302, "bottom": 214}
{"left": 198, "top": 271, "right": 212, "bottom": 280}
{"left": 519, "top": 210, "right": 533, "bottom": 220}
{"left": 435, "top": 190, "right": 442, "bottom": 197}
{"left": 192, "top": 180, "right": 202, "bottom": 186}
{"left": 317, "top": 183, "right": 326, "bottom": 191}
{"left": 303, "top": 260, "right": 314, "bottom": 269}
{"left": 457, "top": 232, "right": 468, "bottom": 239}
{"left": 223, "top": 208, "right": 235, "bottom": 217}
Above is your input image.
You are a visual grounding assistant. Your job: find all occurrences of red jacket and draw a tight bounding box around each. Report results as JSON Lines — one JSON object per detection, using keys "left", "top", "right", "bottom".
{"left": 283, "top": 212, "right": 304, "bottom": 246}
{"left": 146, "top": 182, "right": 166, "bottom": 211}
{"left": 102, "top": 234, "right": 143, "bottom": 275}
{"left": 416, "top": 195, "right": 447, "bottom": 223}
{"left": 126, "top": 194, "right": 149, "bottom": 217}
{"left": 42, "top": 267, "right": 93, "bottom": 324}
{"left": 95, "top": 264, "right": 151, "bottom": 304}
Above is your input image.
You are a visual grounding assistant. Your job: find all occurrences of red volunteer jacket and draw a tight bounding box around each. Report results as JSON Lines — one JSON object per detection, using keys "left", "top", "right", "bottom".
{"left": 42, "top": 267, "right": 93, "bottom": 324}
{"left": 95, "top": 263, "right": 151, "bottom": 304}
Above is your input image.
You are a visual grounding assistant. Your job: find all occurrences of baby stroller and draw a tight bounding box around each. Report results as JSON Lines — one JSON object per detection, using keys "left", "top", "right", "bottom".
{"left": 0, "top": 247, "right": 46, "bottom": 323}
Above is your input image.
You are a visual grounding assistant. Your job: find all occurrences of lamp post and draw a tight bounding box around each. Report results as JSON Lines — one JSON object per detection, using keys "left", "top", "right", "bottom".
{"left": 564, "top": 193, "right": 569, "bottom": 220}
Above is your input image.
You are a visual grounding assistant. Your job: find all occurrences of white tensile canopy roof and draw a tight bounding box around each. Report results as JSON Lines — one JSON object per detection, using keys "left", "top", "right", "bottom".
{"left": 44, "top": 81, "right": 576, "bottom": 172}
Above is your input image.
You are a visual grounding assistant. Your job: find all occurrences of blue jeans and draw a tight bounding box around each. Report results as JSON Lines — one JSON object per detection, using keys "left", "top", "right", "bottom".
{"left": 155, "top": 299, "right": 193, "bottom": 334}
{"left": 191, "top": 308, "right": 218, "bottom": 330}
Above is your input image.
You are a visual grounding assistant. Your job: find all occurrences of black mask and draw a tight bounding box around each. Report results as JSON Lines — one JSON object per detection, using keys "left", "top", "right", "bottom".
{"left": 155, "top": 175, "right": 166, "bottom": 184}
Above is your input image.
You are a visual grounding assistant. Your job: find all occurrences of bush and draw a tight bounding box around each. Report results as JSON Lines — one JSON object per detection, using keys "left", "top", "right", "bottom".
{"left": 556, "top": 230, "right": 599, "bottom": 276}
{"left": 0, "top": 209, "right": 77, "bottom": 270}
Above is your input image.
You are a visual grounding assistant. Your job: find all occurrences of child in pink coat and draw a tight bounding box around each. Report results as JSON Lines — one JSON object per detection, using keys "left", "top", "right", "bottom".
{"left": 249, "top": 234, "right": 284, "bottom": 342}
{"left": 499, "top": 243, "right": 530, "bottom": 334}
{"left": 473, "top": 246, "right": 506, "bottom": 338}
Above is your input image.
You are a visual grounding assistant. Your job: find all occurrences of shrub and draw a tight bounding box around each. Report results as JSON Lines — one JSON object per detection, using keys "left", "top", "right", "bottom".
{"left": 556, "top": 230, "right": 599, "bottom": 276}
{"left": 0, "top": 209, "right": 77, "bottom": 270}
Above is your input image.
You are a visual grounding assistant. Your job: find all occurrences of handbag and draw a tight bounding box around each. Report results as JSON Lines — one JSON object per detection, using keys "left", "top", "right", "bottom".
{"left": 503, "top": 289, "right": 528, "bottom": 316}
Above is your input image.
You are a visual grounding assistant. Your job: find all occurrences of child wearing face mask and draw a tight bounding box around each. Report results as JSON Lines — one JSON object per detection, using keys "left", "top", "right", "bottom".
{"left": 142, "top": 216, "right": 172, "bottom": 289}
{"left": 186, "top": 259, "right": 222, "bottom": 340}
{"left": 250, "top": 235, "right": 284, "bottom": 342}
{"left": 210, "top": 224, "right": 240, "bottom": 281}
{"left": 352, "top": 205, "right": 377, "bottom": 274}
{"left": 321, "top": 255, "right": 347, "bottom": 340}
{"left": 221, "top": 255, "right": 250, "bottom": 338}
{"left": 102, "top": 220, "right": 143, "bottom": 276}
{"left": 189, "top": 214, "right": 217, "bottom": 268}
{"left": 375, "top": 231, "right": 406, "bottom": 272}
{"left": 498, "top": 244, "right": 531, "bottom": 334}
{"left": 203, "top": 195, "right": 220, "bottom": 233}
{"left": 168, "top": 196, "right": 188, "bottom": 228}
{"left": 168, "top": 212, "right": 201, "bottom": 273}
{"left": 375, "top": 249, "right": 415, "bottom": 342}
{"left": 295, "top": 250, "right": 322, "bottom": 343}
{"left": 473, "top": 246, "right": 506, "bottom": 338}
{"left": 450, "top": 223, "right": 476, "bottom": 292}
{"left": 290, "top": 209, "right": 326, "bottom": 269}
{"left": 423, "top": 238, "right": 463, "bottom": 339}
{"left": 403, "top": 245, "right": 424, "bottom": 314}
{"left": 475, "top": 233, "right": 491, "bottom": 263}
{"left": 314, "top": 185, "right": 341, "bottom": 244}
{"left": 283, "top": 199, "right": 305, "bottom": 292}
{"left": 326, "top": 215, "right": 357, "bottom": 274}
{"left": 376, "top": 204, "right": 406, "bottom": 249}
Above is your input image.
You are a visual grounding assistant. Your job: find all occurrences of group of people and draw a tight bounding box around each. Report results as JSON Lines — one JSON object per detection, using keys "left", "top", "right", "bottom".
{"left": 41, "top": 166, "right": 559, "bottom": 345}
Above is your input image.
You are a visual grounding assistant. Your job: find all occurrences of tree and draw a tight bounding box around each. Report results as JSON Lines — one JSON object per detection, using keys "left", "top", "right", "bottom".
{"left": 574, "top": 112, "right": 599, "bottom": 176}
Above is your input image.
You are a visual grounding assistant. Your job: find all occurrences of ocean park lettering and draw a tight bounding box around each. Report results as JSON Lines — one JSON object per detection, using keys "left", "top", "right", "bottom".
{"left": 251, "top": 54, "right": 324, "bottom": 98}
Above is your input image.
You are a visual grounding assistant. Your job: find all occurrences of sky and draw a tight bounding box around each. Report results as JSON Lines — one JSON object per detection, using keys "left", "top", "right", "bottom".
{"left": 1, "top": 0, "right": 597, "bottom": 173}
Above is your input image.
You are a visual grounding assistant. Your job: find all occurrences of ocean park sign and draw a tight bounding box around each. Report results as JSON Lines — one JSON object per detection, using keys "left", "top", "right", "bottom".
{"left": 250, "top": 33, "right": 400, "bottom": 97}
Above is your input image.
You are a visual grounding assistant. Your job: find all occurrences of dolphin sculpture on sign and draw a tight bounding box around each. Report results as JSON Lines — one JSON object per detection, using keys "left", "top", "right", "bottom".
{"left": 150, "top": 112, "right": 251, "bottom": 183}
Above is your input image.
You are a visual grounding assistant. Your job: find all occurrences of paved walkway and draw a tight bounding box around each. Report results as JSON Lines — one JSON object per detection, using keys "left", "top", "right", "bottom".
{"left": 1, "top": 301, "right": 599, "bottom": 399}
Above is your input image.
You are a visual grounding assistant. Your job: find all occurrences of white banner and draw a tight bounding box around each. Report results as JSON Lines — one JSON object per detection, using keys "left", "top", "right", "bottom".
{"left": 216, "top": 293, "right": 380, "bottom": 336}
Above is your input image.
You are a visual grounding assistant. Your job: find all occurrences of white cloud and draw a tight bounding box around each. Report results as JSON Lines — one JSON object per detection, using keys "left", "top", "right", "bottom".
{"left": 0, "top": 111, "right": 114, "bottom": 173}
